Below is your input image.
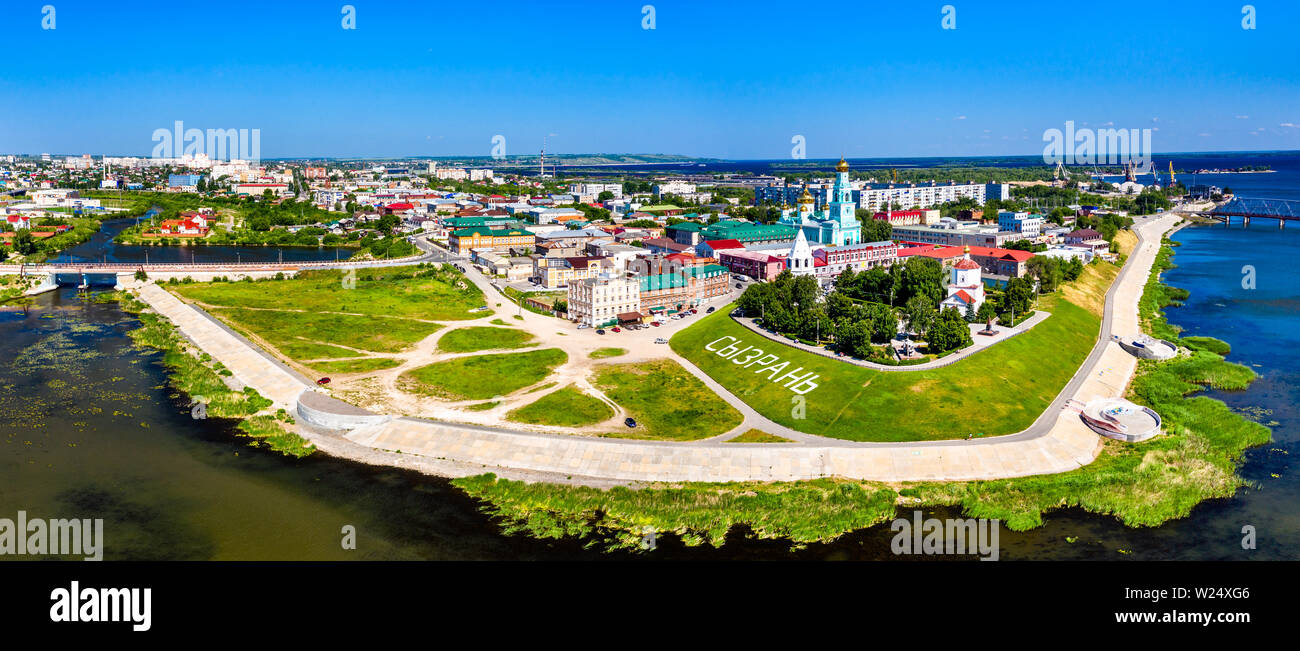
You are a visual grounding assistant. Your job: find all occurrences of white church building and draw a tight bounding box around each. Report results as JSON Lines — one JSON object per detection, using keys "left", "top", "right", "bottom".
{"left": 939, "top": 246, "right": 986, "bottom": 313}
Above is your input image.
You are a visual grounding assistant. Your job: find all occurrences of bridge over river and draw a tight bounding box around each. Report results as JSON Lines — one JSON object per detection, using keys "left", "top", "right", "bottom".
{"left": 1199, "top": 196, "right": 1300, "bottom": 227}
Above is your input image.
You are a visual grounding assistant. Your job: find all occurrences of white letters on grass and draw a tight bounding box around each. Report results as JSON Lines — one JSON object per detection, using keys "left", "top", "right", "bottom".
{"left": 704, "top": 336, "right": 819, "bottom": 395}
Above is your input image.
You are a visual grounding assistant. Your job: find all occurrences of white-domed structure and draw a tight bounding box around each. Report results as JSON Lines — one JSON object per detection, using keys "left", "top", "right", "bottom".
{"left": 939, "top": 246, "right": 985, "bottom": 312}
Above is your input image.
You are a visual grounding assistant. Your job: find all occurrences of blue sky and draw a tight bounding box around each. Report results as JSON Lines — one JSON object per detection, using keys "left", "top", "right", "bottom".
{"left": 2, "top": 0, "right": 1299, "bottom": 159}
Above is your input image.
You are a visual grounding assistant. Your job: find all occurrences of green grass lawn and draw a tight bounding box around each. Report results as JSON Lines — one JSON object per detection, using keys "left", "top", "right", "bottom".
{"left": 588, "top": 347, "right": 627, "bottom": 359}
{"left": 592, "top": 360, "right": 742, "bottom": 441}
{"left": 671, "top": 263, "right": 1117, "bottom": 442}
{"left": 726, "top": 429, "right": 794, "bottom": 443}
{"left": 506, "top": 386, "right": 613, "bottom": 427}
{"left": 210, "top": 307, "right": 441, "bottom": 359}
{"left": 438, "top": 326, "right": 535, "bottom": 353}
{"left": 400, "top": 349, "right": 568, "bottom": 400}
{"left": 173, "top": 265, "right": 486, "bottom": 320}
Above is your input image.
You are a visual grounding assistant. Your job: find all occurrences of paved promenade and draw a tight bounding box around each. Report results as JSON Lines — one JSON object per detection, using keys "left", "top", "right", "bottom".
{"left": 132, "top": 215, "right": 1180, "bottom": 484}
{"left": 136, "top": 283, "right": 312, "bottom": 409}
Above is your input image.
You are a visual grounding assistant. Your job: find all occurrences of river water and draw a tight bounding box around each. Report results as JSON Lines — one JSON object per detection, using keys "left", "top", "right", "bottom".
{"left": 2, "top": 163, "right": 1297, "bottom": 560}
{"left": 52, "top": 215, "right": 355, "bottom": 265}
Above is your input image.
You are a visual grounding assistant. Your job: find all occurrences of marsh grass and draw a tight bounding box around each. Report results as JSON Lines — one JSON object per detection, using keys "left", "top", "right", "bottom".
{"left": 237, "top": 415, "right": 313, "bottom": 458}
{"left": 452, "top": 474, "right": 898, "bottom": 550}
{"left": 116, "top": 293, "right": 311, "bottom": 457}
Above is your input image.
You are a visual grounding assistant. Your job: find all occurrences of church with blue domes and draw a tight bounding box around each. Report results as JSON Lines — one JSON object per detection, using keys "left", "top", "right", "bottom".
{"left": 777, "top": 157, "right": 863, "bottom": 247}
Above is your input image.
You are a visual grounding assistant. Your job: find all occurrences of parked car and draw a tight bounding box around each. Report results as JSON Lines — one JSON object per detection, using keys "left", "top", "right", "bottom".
{"left": 577, "top": 323, "right": 590, "bottom": 329}
{"left": 612, "top": 327, "right": 622, "bottom": 333}
{"left": 735, "top": 283, "right": 743, "bottom": 289}
{"left": 654, "top": 338, "right": 668, "bottom": 344}
{"left": 706, "top": 306, "right": 715, "bottom": 313}
{"left": 689, "top": 309, "right": 698, "bottom": 314}
{"left": 651, "top": 321, "right": 660, "bottom": 327}
{"left": 596, "top": 329, "right": 606, "bottom": 335}
{"left": 316, "top": 377, "right": 331, "bottom": 385}
{"left": 624, "top": 417, "right": 637, "bottom": 428}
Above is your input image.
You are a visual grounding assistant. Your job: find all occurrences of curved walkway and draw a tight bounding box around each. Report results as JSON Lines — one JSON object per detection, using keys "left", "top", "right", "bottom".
{"left": 129, "top": 215, "right": 1180, "bottom": 484}
{"left": 730, "top": 310, "right": 1052, "bottom": 371}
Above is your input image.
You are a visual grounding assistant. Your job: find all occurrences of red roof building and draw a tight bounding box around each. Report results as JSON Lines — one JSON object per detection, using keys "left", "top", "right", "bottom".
{"left": 899, "top": 244, "right": 1034, "bottom": 278}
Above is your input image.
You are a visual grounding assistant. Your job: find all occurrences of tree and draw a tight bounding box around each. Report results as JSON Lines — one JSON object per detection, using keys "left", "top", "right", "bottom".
{"left": 976, "top": 300, "right": 997, "bottom": 324}
{"left": 862, "top": 302, "right": 899, "bottom": 342}
{"left": 903, "top": 295, "right": 935, "bottom": 336}
{"left": 597, "top": 191, "right": 614, "bottom": 201}
{"left": 12, "top": 230, "right": 37, "bottom": 255}
{"left": 835, "top": 320, "right": 872, "bottom": 357}
{"left": 1004, "top": 276, "right": 1034, "bottom": 317}
{"left": 824, "top": 291, "right": 856, "bottom": 322}
{"left": 859, "top": 216, "right": 892, "bottom": 243}
{"left": 1026, "top": 256, "right": 1064, "bottom": 293}
{"left": 927, "top": 307, "right": 973, "bottom": 353}
{"left": 897, "top": 256, "right": 944, "bottom": 306}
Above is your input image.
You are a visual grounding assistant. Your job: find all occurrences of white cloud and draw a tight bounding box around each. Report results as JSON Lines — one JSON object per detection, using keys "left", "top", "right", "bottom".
{"left": 954, "top": 115, "right": 966, "bottom": 120}
{"left": 1281, "top": 123, "right": 1299, "bottom": 128}
{"left": 1101, "top": 121, "right": 1114, "bottom": 127}
{"left": 1235, "top": 115, "right": 1249, "bottom": 119}
{"left": 1197, "top": 132, "right": 1211, "bottom": 137}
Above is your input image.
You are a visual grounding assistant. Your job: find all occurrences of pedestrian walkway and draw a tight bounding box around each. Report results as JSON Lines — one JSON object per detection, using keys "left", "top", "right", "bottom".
{"left": 731, "top": 310, "right": 1052, "bottom": 371}
{"left": 131, "top": 216, "right": 1179, "bottom": 485}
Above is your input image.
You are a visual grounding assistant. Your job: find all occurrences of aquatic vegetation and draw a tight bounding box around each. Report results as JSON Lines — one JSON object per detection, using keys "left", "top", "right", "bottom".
{"left": 236, "top": 415, "right": 313, "bottom": 458}
{"left": 114, "top": 292, "right": 313, "bottom": 457}
{"left": 453, "top": 475, "right": 899, "bottom": 550}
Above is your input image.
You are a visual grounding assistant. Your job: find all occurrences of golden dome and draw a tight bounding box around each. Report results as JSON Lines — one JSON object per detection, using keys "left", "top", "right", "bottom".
{"left": 836, "top": 157, "right": 849, "bottom": 173}
{"left": 799, "top": 187, "right": 814, "bottom": 204}
{"left": 963, "top": 245, "right": 971, "bottom": 254}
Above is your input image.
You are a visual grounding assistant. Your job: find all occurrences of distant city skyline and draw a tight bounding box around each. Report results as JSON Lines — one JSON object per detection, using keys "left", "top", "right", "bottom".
{"left": 2, "top": 0, "right": 1299, "bottom": 160}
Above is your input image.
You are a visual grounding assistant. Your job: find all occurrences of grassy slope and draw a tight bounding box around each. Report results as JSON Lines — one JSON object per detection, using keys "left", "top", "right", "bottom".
{"left": 591, "top": 360, "right": 742, "bottom": 441}
{"left": 173, "top": 266, "right": 486, "bottom": 321}
{"left": 210, "top": 307, "right": 441, "bottom": 359}
{"left": 437, "top": 327, "right": 535, "bottom": 353}
{"left": 506, "top": 386, "right": 613, "bottom": 427}
{"left": 726, "top": 429, "right": 794, "bottom": 443}
{"left": 670, "top": 261, "right": 1115, "bottom": 442}
{"left": 400, "top": 349, "right": 568, "bottom": 400}
{"left": 308, "top": 357, "right": 401, "bottom": 374}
